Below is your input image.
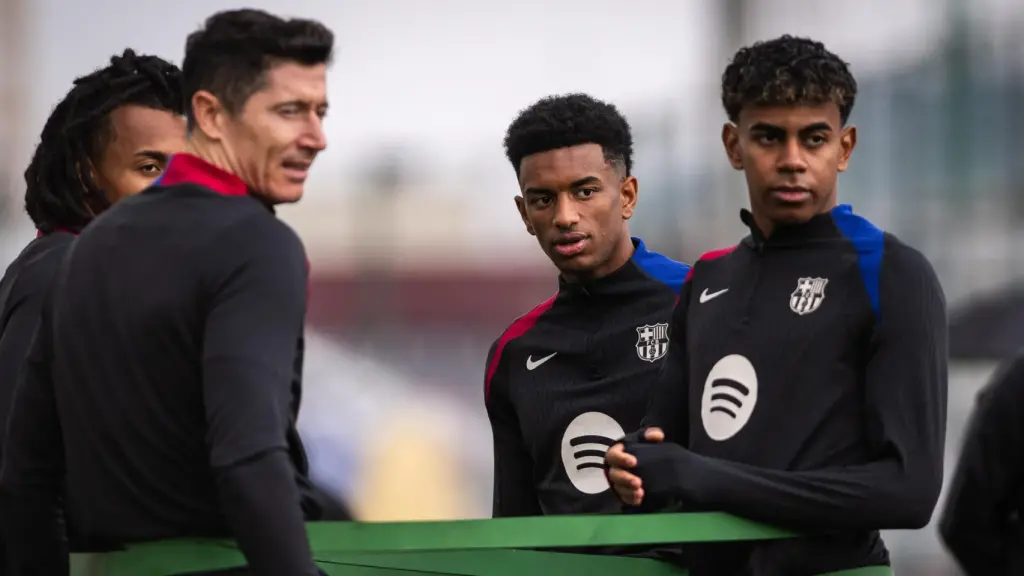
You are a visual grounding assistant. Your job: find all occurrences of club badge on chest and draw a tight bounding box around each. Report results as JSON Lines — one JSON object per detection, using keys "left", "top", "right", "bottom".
{"left": 790, "top": 277, "right": 828, "bottom": 316}
{"left": 635, "top": 323, "right": 670, "bottom": 362}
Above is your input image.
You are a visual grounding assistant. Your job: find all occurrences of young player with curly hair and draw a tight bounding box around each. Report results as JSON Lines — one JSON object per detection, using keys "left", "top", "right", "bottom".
{"left": 484, "top": 94, "right": 689, "bottom": 563}
{"left": 605, "top": 35, "right": 948, "bottom": 575}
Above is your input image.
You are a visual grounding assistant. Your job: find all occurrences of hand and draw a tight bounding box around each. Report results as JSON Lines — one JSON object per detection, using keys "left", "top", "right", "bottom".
{"left": 605, "top": 428, "right": 665, "bottom": 506}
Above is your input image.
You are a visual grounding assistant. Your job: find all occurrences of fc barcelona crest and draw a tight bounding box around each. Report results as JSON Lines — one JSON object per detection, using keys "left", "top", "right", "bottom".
{"left": 790, "top": 277, "right": 828, "bottom": 315}
{"left": 635, "top": 323, "right": 670, "bottom": 363}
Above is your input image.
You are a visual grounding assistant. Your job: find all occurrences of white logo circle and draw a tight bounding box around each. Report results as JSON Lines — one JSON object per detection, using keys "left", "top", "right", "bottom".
{"left": 560, "top": 412, "right": 625, "bottom": 495}
{"left": 700, "top": 354, "right": 758, "bottom": 441}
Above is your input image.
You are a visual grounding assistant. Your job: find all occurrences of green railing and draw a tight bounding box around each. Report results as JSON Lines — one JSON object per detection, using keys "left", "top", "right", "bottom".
{"left": 68, "top": 512, "right": 894, "bottom": 575}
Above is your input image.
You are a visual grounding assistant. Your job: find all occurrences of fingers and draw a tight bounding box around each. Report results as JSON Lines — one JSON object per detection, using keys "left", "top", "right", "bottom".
{"left": 608, "top": 467, "right": 642, "bottom": 489}
{"left": 609, "top": 467, "right": 644, "bottom": 506}
{"left": 644, "top": 427, "right": 665, "bottom": 443}
{"left": 605, "top": 442, "right": 636, "bottom": 469}
{"left": 605, "top": 442, "right": 644, "bottom": 505}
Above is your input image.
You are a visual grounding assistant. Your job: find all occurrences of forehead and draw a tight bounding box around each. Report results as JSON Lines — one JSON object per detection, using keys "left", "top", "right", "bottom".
{"left": 104, "top": 105, "right": 186, "bottom": 155}
{"left": 739, "top": 102, "right": 841, "bottom": 130}
{"left": 518, "top": 143, "right": 611, "bottom": 189}
{"left": 255, "top": 61, "right": 328, "bottom": 104}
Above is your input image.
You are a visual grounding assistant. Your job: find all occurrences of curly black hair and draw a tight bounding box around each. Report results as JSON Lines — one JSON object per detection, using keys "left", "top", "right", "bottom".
{"left": 721, "top": 35, "right": 858, "bottom": 125}
{"left": 182, "top": 8, "right": 334, "bottom": 131}
{"left": 503, "top": 93, "right": 634, "bottom": 177}
{"left": 24, "top": 49, "right": 184, "bottom": 234}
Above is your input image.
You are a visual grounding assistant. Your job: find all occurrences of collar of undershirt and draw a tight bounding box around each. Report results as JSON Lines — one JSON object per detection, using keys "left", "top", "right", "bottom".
{"left": 35, "top": 228, "right": 77, "bottom": 238}
{"left": 156, "top": 153, "right": 250, "bottom": 197}
{"left": 740, "top": 206, "right": 841, "bottom": 249}
{"left": 557, "top": 237, "right": 648, "bottom": 298}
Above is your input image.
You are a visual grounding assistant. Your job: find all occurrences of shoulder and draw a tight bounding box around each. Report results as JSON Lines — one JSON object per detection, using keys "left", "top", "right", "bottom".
{"left": 829, "top": 206, "right": 885, "bottom": 296}
{"left": 218, "top": 211, "right": 306, "bottom": 264}
{"left": 485, "top": 293, "right": 557, "bottom": 398}
{"left": 198, "top": 214, "right": 308, "bottom": 302}
{"left": 829, "top": 204, "right": 885, "bottom": 252}
{"left": 879, "top": 233, "right": 944, "bottom": 308}
{"left": 880, "top": 233, "right": 936, "bottom": 277}
{"left": 3, "top": 234, "right": 74, "bottom": 300}
{"left": 488, "top": 294, "right": 557, "bottom": 357}
{"left": 630, "top": 238, "right": 691, "bottom": 293}
{"left": 685, "top": 245, "right": 739, "bottom": 283}
{"left": 973, "top": 350, "right": 1024, "bottom": 427}
{"left": 830, "top": 205, "right": 942, "bottom": 314}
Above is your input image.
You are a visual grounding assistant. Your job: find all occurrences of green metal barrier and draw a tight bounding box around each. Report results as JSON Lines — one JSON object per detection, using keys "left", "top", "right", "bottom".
{"left": 67, "top": 513, "right": 895, "bottom": 575}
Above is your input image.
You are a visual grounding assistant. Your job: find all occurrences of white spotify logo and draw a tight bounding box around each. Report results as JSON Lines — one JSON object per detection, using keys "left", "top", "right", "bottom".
{"left": 560, "top": 412, "right": 625, "bottom": 495}
{"left": 700, "top": 354, "right": 758, "bottom": 441}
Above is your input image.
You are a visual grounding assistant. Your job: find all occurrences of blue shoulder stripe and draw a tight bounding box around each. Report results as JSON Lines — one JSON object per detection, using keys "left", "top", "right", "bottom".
{"left": 631, "top": 237, "right": 691, "bottom": 294}
{"left": 830, "top": 204, "right": 883, "bottom": 318}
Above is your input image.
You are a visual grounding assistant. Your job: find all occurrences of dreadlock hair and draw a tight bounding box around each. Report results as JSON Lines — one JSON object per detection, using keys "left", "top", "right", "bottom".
{"left": 24, "top": 49, "right": 184, "bottom": 234}
{"left": 181, "top": 9, "right": 335, "bottom": 133}
{"left": 503, "top": 93, "right": 634, "bottom": 178}
{"left": 721, "top": 35, "right": 858, "bottom": 125}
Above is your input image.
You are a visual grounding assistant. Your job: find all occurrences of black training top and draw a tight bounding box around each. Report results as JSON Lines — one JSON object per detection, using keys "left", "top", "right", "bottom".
{"left": 0, "top": 231, "right": 75, "bottom": 457}
{"left": 485, "top": 239, "right": 690, "bottom": 561}
{"left": 0, "top": 154, "right": 326, "bottom": 575}
{"left": 632, "top": 205, "right": 948, "bottom": 576}
{"left": 939, "top": 351, "right": 1024, "bottom": 576}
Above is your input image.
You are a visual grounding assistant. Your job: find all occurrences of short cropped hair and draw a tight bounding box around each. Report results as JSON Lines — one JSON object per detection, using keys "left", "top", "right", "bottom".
{"left": 24, "top": 49, "right": 183, "bottom": 234}
{"left": 721, "top": 35, "right": 858, "bottom": 125}
{"left": 503, "top": 93, "right": 634, "bottom": 177}
{"left": 181, "top": 8, "right": 334, "bottom": 130}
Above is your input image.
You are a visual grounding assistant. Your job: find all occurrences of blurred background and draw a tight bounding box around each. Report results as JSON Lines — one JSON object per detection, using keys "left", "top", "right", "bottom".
{"left": 3, "top": 0, "right": 1024, "bottom": 573}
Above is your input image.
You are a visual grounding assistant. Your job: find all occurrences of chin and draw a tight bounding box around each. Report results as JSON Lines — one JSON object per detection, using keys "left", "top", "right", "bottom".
{"left": 766, "top": 204, "right": 819, "bottom": 224}
{"left": 553, "top": 255, "right": 599, "bottom": 277}
{"left": 262, "top": 185, "right": 305, "bottom": 205}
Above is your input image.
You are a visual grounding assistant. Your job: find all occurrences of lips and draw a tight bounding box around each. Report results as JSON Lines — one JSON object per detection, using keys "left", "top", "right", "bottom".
{"left": 768, "top": 186, "right": 812, "bottom": 203}
{"left": 282, "top": 160, "right": 312, "bottom": 182}
{"left": 552, "top": 233, "right": 588, "bottom": 257}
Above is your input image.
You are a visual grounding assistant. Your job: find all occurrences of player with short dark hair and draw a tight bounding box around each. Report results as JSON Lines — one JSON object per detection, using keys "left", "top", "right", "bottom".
{"left": 0, "top": 50, "right": 186, "bottom": 573}
{"left": 0, "top": 9, "right": 335, "bottom": 576}
{"left": 486, "top": 94, "right": 688, "bottom": 563}
{"left": 605, "top": 35, "right": 947, "bottom": 575}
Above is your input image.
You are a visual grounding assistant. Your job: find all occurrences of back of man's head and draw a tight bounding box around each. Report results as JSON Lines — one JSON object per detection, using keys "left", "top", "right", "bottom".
{"left": 181, "top": 9, "right": 334, "bottom": 132}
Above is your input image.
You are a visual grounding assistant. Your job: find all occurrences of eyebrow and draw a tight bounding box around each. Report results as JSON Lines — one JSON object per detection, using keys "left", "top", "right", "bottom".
{"left": 749, "top": 122, "right": 834, "bottom": 134}
{"left": 275, "top": 99, "right": 329, "bottom": 110}
{"left": 524, "top": 175, "right": 601, "bottom": 196}
{"left": 134, "top": 150, "right": 170, "bottom": 162}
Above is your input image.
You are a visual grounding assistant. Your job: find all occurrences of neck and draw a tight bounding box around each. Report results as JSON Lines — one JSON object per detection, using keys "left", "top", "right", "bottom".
{"left": 184, "top": 136, "right": 238, "bottom": 177}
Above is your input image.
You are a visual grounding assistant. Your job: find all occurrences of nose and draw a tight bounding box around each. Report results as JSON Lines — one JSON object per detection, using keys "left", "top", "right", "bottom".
{"left": 299, "top": 116, "right": 328, "bottom": 153}
{"left": 552, "top": 195, "right": 580, "bottom": 230}
{"left": 776, "top": 138, "right": 807, "bottom": 173}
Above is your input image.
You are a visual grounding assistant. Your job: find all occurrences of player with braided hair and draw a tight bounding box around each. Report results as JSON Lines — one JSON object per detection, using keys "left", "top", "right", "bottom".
{"left": 2, "top": 9, "right": 336, "bottom": 575}
{"left": 25, "top": 48, "right": 185, "bottom": 234}
{"left": 0, "top": 47, "right": 184, "bottom": 575}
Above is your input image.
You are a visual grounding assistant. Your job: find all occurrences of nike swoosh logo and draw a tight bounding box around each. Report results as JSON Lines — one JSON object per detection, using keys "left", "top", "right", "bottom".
{"left": 699, "top": 288, "right": 729, "bottom": 303}
{"left": 526, "top": 352, "right": 558, "bottom": 371}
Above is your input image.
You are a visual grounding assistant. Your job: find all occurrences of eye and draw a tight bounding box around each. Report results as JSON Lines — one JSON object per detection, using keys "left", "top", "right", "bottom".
{"left": 139, "top": 164, "right": 162, "bottom": 174}
{"left": 277, "top": 105, "right": 302, "bottom": 118}
{"left": 755, "top": 133, "right": 779, "bottom": 145}
{"left": 576, "top": 187, "right": 598, "bottom": 198}
{"left": 530, "top": 196, "right": 553, "bottom": 207}
{"left": 805, "top": 133, "right": 828, "bottom": 147}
